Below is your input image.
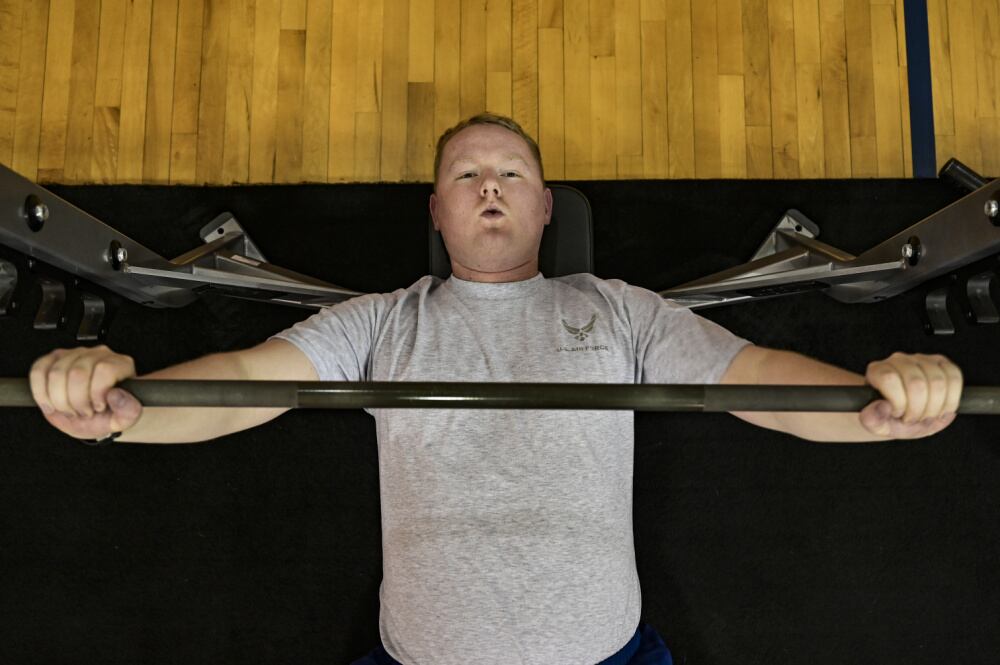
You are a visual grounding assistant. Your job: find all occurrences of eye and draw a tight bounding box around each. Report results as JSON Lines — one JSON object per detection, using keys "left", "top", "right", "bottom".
{"left": 501, "top": 170, "right": 520, "bottom": 178}
{"left": 457, "top": 171, "right": 477, "bottom": 179}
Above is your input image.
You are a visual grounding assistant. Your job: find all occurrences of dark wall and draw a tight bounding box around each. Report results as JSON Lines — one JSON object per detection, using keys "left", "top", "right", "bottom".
{"left": 1, "top": 180, "right": 997, "bottom": 665}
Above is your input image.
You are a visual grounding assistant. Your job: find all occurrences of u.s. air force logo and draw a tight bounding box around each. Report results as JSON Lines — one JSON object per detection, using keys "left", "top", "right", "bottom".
{"left": 562, "top": 313, "right": 597, "bottom": 341}
{"left": 557, "top": 313, "right": 608, "bottom": 352}
{"left": 556, "top": 313, "right": 609, "bottom": 351}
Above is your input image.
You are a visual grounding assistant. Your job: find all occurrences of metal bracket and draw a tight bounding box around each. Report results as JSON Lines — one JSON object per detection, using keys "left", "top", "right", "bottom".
{"left": 925, "top": 287, "right": 955, "bottom": 335}
{"left": 661, "top": 210, "right": 901, "bottom": 308}
{"left": 33, "top": 277, "right": 66, "bottom": 330}
{"left": 748, "top": 209, "right": 820, "bottom": 261}
{"left": 966, "top": 271, "right": 999, "bottom": 324}
{"left": 198, "top": 213, "right": 267, "bottom": 261}
{"left": 76, "top": 292, "right": 107, "bottom": 341}
{"left": 122, "top": 212, "right": 363, "bottom": 309}
{"left": 0, "top": 259, "right": 17, "bottom": 315}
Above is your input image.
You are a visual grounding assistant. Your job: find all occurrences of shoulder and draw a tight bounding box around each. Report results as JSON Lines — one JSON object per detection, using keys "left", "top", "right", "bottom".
{"left": 327, "top": 274, "right": 443, "bottom": 311}
{"left": 549, "top": 272, "right": 629, "bottom": 296}
{"left": 282, "top": 276, "right": 442, "bottom": 337}
{"left": 549, "top": 273, "right": 682, "bottom": 312}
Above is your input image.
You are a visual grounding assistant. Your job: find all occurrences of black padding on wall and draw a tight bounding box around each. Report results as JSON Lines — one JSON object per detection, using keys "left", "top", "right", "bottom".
{"left": 1, "top": 180, "right": 998, "bottom": 665}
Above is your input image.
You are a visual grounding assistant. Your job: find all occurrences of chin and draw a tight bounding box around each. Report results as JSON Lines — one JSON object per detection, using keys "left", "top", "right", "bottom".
{"left": 476, "top": 218, "right": 511, "bottom": 233}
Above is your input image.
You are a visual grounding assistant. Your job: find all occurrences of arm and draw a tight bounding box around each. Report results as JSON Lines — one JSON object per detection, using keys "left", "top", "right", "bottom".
{"left": 29, "top": 339, "right": 317, "bottom": 444}
{"left": 720, "top": 345, "right": 963, "bottom": 442}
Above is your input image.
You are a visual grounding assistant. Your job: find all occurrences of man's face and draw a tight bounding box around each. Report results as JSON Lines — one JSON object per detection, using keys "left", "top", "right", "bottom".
{"left": 429, "top": 124, "right": 553, "bottom": 281}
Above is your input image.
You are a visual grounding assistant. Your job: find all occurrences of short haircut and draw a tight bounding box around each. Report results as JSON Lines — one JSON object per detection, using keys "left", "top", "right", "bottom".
{"left": 433, "top": 113, "right": 545, "bottom": 187}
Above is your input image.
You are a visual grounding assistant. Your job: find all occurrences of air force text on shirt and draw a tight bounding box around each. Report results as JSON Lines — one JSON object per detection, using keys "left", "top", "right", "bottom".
{"left": 556, "top": 344, "right": 610, "bottom": 353}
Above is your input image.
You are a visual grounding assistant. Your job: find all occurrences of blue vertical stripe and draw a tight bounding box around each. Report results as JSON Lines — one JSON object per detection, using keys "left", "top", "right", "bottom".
{"left": 903, "top": 0, "right": 937, "bottom": 177}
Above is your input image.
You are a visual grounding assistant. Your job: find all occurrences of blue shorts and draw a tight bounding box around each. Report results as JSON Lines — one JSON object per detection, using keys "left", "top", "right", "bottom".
{"left": 350, "top": 622, "right": 673, "bottom": 665}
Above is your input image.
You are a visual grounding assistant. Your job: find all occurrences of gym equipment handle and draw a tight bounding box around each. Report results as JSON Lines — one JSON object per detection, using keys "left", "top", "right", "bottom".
{"left": 1, "top": 379, "right": 998, "bottom": 414}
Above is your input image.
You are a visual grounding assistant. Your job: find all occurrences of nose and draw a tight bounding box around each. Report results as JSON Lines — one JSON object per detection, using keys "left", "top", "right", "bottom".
{"left": 480, "top": 176, "right": 501, "bottom": 198}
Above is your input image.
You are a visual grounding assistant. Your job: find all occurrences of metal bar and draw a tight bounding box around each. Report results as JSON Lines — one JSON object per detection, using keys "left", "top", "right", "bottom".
{"left": 827, "top": 179, "right": 1000, "bottom": 303}
{"left": 939, "top": 158, "right": 989, "bottom": 192}
{"left": 0, "top": 163, "right": 363, "bottom": 310}
{"left": 663, "top": 176, "right": 1000, "bottom": 309}
{"left": 1, "top": 379, "right": 998, "bottom": 414}
{"left": 0, "top": 163, "right": 199, "bottom": 308}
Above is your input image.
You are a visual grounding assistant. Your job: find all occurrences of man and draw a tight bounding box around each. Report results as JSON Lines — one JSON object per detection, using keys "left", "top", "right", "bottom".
{"left": 29, "top": 114, "right": 963, "bottom": 665}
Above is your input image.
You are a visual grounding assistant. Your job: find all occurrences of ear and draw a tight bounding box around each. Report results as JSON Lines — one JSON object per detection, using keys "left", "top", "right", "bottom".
{"left": 542, "top": 187, "right": 554, "bottom": 226}
{"left": 429, "top": 192, "right": 440, "bottom": 231}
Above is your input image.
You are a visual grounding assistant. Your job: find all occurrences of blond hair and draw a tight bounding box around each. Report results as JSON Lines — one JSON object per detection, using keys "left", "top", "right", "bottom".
{"left": 433, "top": 113, "right": 545, "bottom": 186}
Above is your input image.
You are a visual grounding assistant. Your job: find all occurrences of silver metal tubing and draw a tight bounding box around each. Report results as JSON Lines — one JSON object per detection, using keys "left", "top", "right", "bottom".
{"left": 1, "top": 379, "right": 999, "bottom": 413}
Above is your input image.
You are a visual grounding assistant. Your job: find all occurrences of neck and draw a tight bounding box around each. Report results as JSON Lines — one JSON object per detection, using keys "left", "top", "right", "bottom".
{"left": 450, "top": 258, "right": 540, "bottom": 283}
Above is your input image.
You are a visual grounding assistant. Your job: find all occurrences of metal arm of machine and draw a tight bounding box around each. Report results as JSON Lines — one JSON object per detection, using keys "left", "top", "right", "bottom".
{"left": 661, "top": 160, "right": 1000, "bottom": 315}
{"left": 0, "top": 163, "right": 363, "bottom": 312}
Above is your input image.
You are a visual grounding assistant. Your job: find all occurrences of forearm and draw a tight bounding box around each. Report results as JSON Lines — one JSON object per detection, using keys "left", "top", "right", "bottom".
{"left": 726, "top": 347, "right": 890, "bottom": 443}
{"left": 118, "top": 351, "right": 288, "bottom": 444}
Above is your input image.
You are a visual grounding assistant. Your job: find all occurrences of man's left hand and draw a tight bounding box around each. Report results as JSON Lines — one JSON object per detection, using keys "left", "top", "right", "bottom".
{"left": 860, "top": 352, "right": 963, "bottom": 439}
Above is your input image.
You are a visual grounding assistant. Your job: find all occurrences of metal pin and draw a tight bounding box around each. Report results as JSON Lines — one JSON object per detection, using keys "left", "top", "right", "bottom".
{"left": 985, "top": 199, "right": 999, "bottom": 218}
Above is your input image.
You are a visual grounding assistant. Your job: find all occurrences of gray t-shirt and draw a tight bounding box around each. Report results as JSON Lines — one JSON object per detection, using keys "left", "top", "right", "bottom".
{"left": 274, "top": 272, "right": 750, "bottom": 665}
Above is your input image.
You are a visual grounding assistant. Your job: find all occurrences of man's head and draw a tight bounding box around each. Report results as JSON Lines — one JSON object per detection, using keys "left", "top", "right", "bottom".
{"left": 429, "top": 113, "right": 553, "bottom": 283}
{"left": 433, "top": 113, "right": 546, "bottom": 187}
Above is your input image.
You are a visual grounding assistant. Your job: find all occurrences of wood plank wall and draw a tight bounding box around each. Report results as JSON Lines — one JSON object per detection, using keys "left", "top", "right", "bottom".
{"left": 0, "top": 0, "right": 995, "bottom": 184}
{"left": 929, "top": 0, "right": 1000, "bottom": 179}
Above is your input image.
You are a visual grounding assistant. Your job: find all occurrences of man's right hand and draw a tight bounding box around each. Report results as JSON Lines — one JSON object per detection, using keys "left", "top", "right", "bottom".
{"left": 29, "top": 345, "right": 142, "bottom": 441}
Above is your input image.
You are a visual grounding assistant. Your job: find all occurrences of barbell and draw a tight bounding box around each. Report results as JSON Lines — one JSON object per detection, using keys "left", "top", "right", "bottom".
{"left": 0, "top": 378, "right": 998, "bottom": 413}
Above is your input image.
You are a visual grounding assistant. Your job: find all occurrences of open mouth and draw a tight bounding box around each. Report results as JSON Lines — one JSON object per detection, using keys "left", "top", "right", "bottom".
{"left": 480, "top": 206, "right": 505, "bottom": 219}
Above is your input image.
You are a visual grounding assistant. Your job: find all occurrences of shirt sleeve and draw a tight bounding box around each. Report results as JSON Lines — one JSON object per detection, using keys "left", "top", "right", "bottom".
{"left": 270, "top": 291, "right": 401, "bottom": 382}
{"left": 624, "top": 283, "right": 752, "bottom": 385}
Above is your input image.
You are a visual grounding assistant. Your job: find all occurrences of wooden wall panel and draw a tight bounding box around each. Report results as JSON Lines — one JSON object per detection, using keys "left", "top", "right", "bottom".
{"left": 433, "top": 0, "right": 460, "bottom": 141}
{"left": 563, "top": 0, "right": 591, "bottom": 179}
{"left": 511, "top": 0, "right": 538, "bottom": 139}
{"left": 0, "top": 0, "right": 994, "bottom": 182}
{"left": 769, "top": 0, "right": 799, "bottom": 177}
{"left": 36, "top": 0, "right": 74, "bottom": 182}
{"left": 794, "top": 0, "right": 824, "bottom": 178}
{"left": 692, "top": 0, "right": 721, "bottom": 177}
{"left": 666, "top": 0, "right": 695, "bottom": 177}
{"left": 355, "top": 0, "right": 383, "bottom": 181}
{"left": 328, "top": 0, "right": 357, "bottom": 182}
{"left": 538, "top": 25, "right": 564, "bottom": 179}
{"left": 275, "top": 27, "right": 306, "bottom": 183}
{"left": 486, "top": 0, "right": 512, "bottom": 117}
{"left": 615, "top": 0, "right": 642, "bottom": 168}
{"left": 743, "top": 0, "right": 772, "bottom": 177}
{"left": 63, "top": 0, "right": 99, "bottom": 183}
{"left": 0, "top": 0, "right": 21, "bottom": 169}
{"left": 380, "top": 0, "right": 409, "bottom": 182}
{"left": 117, "top": 0, "right": 152, "bottom": 183}
{"left": 143, "top": 0, "right": 179, "bottom": 184}
{"left": 168, "top": 0, "right": 203, "bottom": 184}
{"left": 640, "top": 18, "right": 668, "bottom": 177}
{"left": 929, "top": 0, "right": 1000, "bottom": 177}
{"left": 221, "top": 0, "right": 255, "bottom": 185}
{"left": 405, "top": 81, "right": 435, "bottom": 180}
{"left": 302, "top": 1, "right": 331, "bottom": 182}
{"left": 819, "top": 0, "right": 851, "bottom": 178}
